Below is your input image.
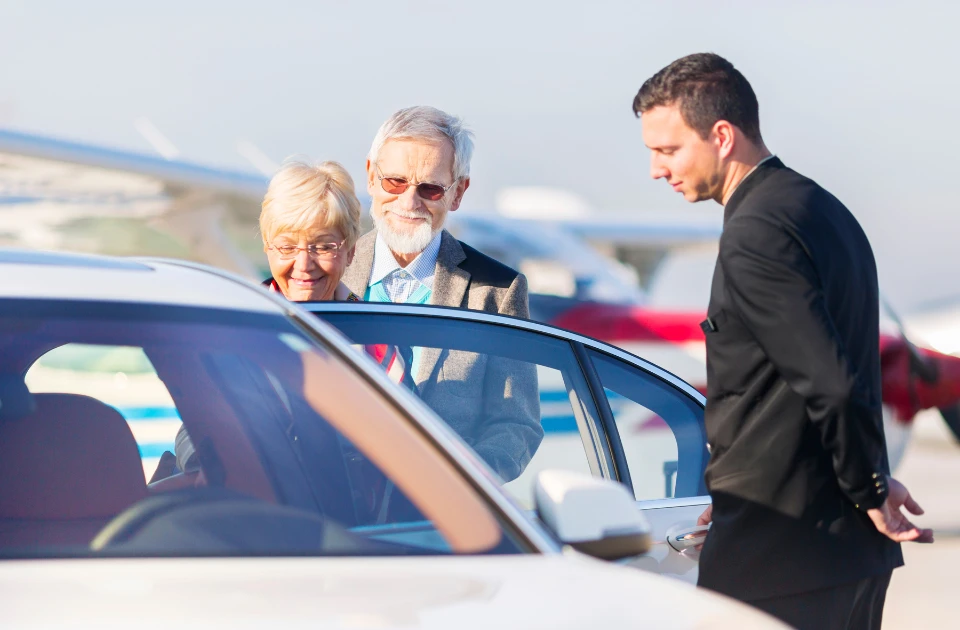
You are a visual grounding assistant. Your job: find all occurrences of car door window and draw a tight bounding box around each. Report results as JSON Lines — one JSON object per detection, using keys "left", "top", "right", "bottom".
{"left": 314, "top": 312, "right": 606, "bottom": 510}
{"left": 24, "top": 343, "right": 181, "bottom": 483}
{"left": 587, "top": 349, "right": 707, "bottom": 501}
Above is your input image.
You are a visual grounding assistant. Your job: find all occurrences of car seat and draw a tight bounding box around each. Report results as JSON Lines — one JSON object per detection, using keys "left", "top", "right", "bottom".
{"left": 0, "top": 378, "right": 148, "bottom": 550}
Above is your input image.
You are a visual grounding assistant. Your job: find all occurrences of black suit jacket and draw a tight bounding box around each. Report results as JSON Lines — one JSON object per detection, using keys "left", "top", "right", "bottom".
{"left": 697, "top": 157, "right": 903, "bottom": 600}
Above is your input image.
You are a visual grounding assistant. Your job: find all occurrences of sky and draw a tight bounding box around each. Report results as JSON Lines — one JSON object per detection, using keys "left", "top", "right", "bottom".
{"left": 1, "top": 0, "right": 958, "bottom": 311}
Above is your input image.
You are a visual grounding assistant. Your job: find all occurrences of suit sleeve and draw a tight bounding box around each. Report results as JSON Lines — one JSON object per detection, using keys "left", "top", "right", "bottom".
{"left": 472, "top": 272, "right": 544, "bottom": 482}
{"left": 719, "top": 217, "right": 889, "bottom": 510}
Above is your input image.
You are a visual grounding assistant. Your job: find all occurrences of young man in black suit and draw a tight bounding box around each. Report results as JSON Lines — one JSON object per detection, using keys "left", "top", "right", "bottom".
{"left": 633, "top": 53, "right": 933, "bottom": 629}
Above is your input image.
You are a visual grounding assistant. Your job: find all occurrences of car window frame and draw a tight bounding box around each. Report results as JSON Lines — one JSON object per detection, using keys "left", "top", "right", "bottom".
{"left": 301, "top": 302, "right": 709, "bottom": 501}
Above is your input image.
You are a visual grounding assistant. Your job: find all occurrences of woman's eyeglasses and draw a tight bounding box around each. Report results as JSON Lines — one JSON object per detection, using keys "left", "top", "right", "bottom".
{"left": 375, "top": 163, "right": 455, "bottom": 201}
{"left": 268, "top": 241, "right": 345, "bottom": 260}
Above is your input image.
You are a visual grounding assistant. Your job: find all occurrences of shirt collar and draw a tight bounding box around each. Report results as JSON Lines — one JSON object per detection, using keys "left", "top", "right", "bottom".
{"left": 370, "top": 230, "right": 443, "bottom": 288}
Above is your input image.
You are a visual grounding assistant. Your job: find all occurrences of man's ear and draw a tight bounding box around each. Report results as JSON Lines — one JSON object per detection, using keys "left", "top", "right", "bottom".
{"left": 366, "top": 159, "right": 376, "bottom": 195}
{"left": 713, "top": 120, "right": 736, "bottom": 160}
{"left": 450, "top": 177, "right": 471, "bottom": 211}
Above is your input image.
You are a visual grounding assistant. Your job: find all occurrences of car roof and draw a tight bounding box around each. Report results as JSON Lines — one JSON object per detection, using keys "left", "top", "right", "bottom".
{"left": 0, "top": 249, "right": 282, "bottom": 313}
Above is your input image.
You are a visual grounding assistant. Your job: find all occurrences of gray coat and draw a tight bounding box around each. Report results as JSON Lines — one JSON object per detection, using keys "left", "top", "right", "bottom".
{"left": 343, "top": 229, "right": 543, "bottom": 482}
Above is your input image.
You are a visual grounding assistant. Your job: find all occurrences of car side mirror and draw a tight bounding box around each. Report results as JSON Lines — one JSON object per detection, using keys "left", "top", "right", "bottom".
{"left": 534, "top": 469, "right": 651, "bottom": 560}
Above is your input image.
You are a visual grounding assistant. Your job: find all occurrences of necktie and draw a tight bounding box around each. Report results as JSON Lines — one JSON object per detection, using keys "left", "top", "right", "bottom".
{"left": 364, "top": 343, "right": 418, "bottom": 393}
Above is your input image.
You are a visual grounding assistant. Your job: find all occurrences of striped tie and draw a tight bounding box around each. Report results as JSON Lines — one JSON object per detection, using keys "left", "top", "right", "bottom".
{"left": 364, "top": 343, "right": 418, "bottom": 393}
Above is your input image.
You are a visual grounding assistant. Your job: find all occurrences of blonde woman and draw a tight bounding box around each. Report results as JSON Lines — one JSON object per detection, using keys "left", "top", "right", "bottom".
{"left": 259, "top": 159, "right": 361, "bottom": 302}
{"left": 170, "top": 160, "right": 371, "bottom": 479}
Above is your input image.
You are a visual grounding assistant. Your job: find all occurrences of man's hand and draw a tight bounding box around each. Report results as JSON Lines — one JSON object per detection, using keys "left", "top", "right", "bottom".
{"left": 867, "top": 477, "right": 934, "bottom": 543}
{"left": 697, "top": 504, "right": 713, "bottom": 527}
{"left": 693, "top": 504, "right": 713, "bottom": 551}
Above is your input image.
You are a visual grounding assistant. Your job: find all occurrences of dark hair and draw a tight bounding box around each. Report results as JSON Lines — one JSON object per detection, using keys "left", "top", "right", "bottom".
{"left": 633, "top": 53, "right": 762, "bottom": 144}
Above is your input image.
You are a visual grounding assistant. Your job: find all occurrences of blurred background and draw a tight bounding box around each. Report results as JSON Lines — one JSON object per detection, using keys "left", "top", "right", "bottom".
{"left": 1, "top": 2, "right": 957, "bottom": 626}
{"left": 2, "top": 0, "right": 959, "bottom": 310}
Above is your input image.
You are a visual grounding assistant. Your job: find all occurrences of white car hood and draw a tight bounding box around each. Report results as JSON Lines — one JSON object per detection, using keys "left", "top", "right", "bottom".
{"left": 0, "top": 554, "right": 785, "bottom": 629}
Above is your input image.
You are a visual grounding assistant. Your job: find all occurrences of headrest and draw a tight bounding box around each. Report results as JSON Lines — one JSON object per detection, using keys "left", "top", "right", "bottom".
{"left": 0, "top": 393, "right": 147, "bottom": 519}
{"left": 0, "top": 374, "right": 35, "bottom": 421}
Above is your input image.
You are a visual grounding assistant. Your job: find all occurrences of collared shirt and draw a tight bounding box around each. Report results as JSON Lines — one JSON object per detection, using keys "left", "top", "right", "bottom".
{"left": 725, "top": 154, "right": 777, "bottom": 205}
{"left": 369, "top": 231, "right": 442, "bottom": 303}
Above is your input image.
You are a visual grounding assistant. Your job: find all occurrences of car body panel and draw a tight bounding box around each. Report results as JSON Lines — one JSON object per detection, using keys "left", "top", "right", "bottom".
{"left": 0, "top": 556, "right": 786, "bottom": 629}
{"left": 0, "top": 256, "right": 280, "bottom": 313}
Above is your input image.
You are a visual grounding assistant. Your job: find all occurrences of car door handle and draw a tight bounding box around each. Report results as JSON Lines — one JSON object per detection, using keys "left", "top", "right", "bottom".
{"left": 665, "top": 523, "right": 710, "bottom": 552}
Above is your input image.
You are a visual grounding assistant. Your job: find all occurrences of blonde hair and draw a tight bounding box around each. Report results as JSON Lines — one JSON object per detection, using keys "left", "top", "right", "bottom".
{"left": 259, "top": 159, "right": 362, "bottom": 249}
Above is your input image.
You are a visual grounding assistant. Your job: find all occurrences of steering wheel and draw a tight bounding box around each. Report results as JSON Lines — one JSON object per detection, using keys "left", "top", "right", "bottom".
{"left": 90, "top": 486, "right": 257, "bottom": 550}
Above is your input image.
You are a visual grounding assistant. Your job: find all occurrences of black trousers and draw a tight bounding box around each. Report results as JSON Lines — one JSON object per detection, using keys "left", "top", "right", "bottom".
{"left": 745, "top": 572, "right": 892, "bottom": 630}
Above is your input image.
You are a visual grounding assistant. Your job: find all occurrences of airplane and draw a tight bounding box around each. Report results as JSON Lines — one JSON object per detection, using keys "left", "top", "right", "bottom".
{"left": 896, "top": 295, "right": 960, "bottom": 442}
{"left": 2, "top": 127, "right": 958, "bottom": 472}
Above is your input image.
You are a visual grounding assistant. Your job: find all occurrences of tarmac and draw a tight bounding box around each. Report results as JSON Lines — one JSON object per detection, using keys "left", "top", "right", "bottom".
{"left": 882, "top": 410, "right": 960, "bottom": 629}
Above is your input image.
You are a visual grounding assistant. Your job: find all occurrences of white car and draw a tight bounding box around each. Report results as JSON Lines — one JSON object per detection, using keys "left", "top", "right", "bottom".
{"left": 0, "top": 249, "right": 785, "bottom": 628}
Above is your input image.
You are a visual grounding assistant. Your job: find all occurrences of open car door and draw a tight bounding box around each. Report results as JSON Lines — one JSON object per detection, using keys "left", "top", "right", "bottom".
{"left": 307, "top": 302, "right": 711, "bottom": 584}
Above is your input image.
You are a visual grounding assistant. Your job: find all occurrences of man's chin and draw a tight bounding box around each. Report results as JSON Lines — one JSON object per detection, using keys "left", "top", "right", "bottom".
{"left": 379, "top": 224, "right": 437, "bottom": 255}
{"left": 685, "top": 190, "right": 712, "bottom": 203}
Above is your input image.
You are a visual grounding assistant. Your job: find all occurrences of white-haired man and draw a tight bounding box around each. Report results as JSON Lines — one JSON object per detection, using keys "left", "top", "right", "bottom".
{"left": 342, "top": 106, "right": 542, "bottom": 482}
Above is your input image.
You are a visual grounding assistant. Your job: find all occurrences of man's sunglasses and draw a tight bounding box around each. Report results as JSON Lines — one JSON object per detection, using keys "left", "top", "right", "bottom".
{"left": 374, "top": 163, "right": 455, "bottom": 201}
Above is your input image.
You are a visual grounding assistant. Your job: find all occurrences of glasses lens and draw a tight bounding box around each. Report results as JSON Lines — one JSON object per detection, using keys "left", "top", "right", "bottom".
{"left": 416, "top": 183, "right": 447, "bottom": 201}
{"left": 381, "top": 177, "right": 408, "bottom": 195}
{"left": 311, "top": 243, "right": 338, "bottom": 258}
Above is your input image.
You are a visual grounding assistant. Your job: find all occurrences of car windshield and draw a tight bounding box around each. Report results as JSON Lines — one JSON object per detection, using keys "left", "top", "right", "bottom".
{"left": 0, "top": 299, "right": 517, "bottom": 559}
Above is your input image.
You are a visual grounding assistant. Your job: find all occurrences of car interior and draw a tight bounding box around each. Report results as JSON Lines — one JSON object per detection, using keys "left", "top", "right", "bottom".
{"left": 0, "top": 304, "right": 514, "bottom": 558}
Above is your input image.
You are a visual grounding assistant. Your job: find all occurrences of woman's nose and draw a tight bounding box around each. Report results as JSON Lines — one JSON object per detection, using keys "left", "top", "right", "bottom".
{"left": 293, "top": 249, "right": 315, "bottom": 270}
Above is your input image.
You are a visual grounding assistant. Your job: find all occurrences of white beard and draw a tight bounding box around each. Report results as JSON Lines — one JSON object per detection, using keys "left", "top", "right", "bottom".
{"left": 373, "top": 209, "right": 441, "bottom": 255}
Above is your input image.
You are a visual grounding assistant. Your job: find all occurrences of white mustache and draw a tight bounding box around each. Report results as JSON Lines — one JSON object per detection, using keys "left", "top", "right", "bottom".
{"left": 388, "top": 209, "right": 432, "bottom": 222}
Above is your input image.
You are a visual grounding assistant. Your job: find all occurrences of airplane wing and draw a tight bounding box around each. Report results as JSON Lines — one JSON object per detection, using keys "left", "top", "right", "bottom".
{"left": 555, "top": 213, "right": 723, "bottom": 248}
{"left": 0, "top": 128, "right": 269, "bottom": 277}
{"left": 491, "top": 185, "right": 723, "bottom": 288}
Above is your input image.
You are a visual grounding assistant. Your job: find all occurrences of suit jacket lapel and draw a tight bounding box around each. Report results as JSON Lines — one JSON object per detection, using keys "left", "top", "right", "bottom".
{"left": 416, "top": 230, "right": 469, "bottom": 386}
{"left": 430, "top": 230, "right": 469, "bottom": 308}
{"left": 342, "top": 230, "right": 377, "bottom": 297}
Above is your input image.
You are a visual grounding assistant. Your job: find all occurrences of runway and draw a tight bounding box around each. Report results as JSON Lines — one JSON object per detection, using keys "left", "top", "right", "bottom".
{"left": 883, "top": 410, "right": 960, "bottom": 629}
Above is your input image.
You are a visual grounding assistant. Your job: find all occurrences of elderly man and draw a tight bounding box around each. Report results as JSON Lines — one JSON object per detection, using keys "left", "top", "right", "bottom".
{"left": 343, "top": 105, "right": 542, "bottom": 482}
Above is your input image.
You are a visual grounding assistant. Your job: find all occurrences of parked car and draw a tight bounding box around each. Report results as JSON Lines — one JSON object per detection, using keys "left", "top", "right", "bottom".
{"left": 0, "top": 249, "right": 785, "bottom": 629}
